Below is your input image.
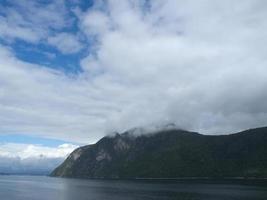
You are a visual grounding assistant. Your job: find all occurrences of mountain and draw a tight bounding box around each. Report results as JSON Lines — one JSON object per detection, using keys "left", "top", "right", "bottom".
{"left": 51, "top": 127, "right": 267, "bottom": 179}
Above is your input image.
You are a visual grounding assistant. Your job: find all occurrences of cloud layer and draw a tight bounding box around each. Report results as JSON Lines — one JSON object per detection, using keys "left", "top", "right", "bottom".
{"left": 0, "top": 143, "right": 77, "bottom": 174}
{"left": 0, "top": 0, "right": 267, "bottom": 144}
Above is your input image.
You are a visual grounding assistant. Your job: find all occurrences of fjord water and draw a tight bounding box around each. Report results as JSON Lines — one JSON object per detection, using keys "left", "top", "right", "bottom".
{"left": 0, "top": 176, "right": 266, "bottom": 200}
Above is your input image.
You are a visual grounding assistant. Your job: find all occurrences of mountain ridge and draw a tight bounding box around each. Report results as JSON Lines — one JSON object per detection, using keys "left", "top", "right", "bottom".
{"left": 51, "top": 127, "right": 267, "bottom": 179}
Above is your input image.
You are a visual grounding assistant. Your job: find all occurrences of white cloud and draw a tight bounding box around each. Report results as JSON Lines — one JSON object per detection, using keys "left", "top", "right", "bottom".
{"left": 47, "top": 33, "right": 83, "bottom": 54}
{"left": 0, "top": 15, "right": 40, "bottom": 43}
{"left": 0, "top": 143, "right": 77, "bottom": 159}
{"left": 0, "top": 0, "right": 267, "bottom": 145}
{"left": 0, "top": 0, "right": 70, "bottom": 43}
{"left": 81, "top": 10, "right": 111, "bottom": 37}
{"left": 0, "top": 143, "right": 77, "bottom": 174}
{"left": 79, "top": 0, "right": 267, "bottom": 134}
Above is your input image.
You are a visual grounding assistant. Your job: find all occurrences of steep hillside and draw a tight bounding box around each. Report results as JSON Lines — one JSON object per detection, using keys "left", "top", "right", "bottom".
{"left": 51, "top": 127, "right": 267, "bottom": 179}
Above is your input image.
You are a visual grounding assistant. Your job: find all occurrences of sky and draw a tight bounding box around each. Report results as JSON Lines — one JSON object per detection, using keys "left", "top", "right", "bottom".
{"left": 0, "top": 0, "right": 267, "bottom": 173}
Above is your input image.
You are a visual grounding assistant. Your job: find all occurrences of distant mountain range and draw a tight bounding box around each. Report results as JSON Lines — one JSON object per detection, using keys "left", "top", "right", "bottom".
{"left": 51, "top": 127, "right": 267, "bottom": 179}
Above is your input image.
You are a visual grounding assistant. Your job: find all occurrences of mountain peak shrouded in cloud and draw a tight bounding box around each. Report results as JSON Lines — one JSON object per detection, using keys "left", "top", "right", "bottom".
{"left": 0, "top": 0, "right": 267, "bottom": 145}
{"left": 118, "top": 123, "right": 183, "bottom": 137}
{"left": 51, "top": 127, "right": 267, "bottom": 178}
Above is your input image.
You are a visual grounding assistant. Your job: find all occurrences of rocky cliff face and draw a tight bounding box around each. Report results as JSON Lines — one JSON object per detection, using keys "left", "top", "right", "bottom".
{"left": 51, "top": 127, "right": 267, "bottom": 179}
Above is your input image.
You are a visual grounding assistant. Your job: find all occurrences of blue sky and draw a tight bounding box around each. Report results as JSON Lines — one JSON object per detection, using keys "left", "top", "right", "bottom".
{"left": 0, "top": 134, "right": 79, "bottom": 147}
{"left": 0, "top": 0, "right": 92, "bottom": 74}
{"left": 13, "top": 40, "right": 83, "bottom": 74}
{"left": 0, "top": 0, "right": 92, "bottom": 173}
{"left": 0, "top": 0, "right": 267, "bottom": 173}
{"left": 0, "top": 0, "right": 90, "bottom": 147}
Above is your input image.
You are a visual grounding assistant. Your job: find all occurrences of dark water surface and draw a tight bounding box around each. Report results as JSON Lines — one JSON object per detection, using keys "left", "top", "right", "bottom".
{"left": 0, "top": 176, "right": 266, "bottom": 200}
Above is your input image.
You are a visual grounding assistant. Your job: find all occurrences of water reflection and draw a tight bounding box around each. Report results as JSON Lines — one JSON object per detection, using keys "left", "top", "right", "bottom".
{"left": 0, "top": 176, "right": 266, "bottom": 200}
